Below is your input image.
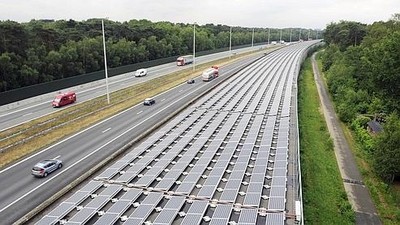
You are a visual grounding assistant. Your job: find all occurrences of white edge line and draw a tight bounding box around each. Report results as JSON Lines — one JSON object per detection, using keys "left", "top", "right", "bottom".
{"left": 0, "top": 79, "right": 212, "bottom": 213}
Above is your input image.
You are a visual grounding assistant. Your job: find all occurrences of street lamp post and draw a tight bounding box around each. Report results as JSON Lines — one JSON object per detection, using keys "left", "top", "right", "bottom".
{"left": 290, "top": 28, "right": 292, "bottom": 43}
{"left": 251, "top": 28, "right": 254, "bottom": 47}
{"left": 267, "top": 28, "right": 270, "bottom": 45}
{"left": 193, "top": 23, "right": 196, "bottom": 71}
{"left": 299, "top": 28, "right": 302, "bottom": 41}
{"left": 279, "top": 29, "right": 282, "bottom": 43}
{"left": 229, "top": 27, "right": 232, "bottom": 59}
{"left": 101, "top": 19, "right": 110, "bottom": 104}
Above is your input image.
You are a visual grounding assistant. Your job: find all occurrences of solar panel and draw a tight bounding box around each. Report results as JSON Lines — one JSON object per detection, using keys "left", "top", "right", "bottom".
{"left": 78, "top": 180, "right": 103, "bottom": 193}
{"left": 34, "top": 216, "right": 58, "bottom": 225}
{"left": 268, "top": 196, "right": 286, "bottom": 210}
{"left": 46, "top": 202, "right": 75, "bottom": 218}
{"left": 99, "top": 184, "right": 121, "bottom": 197}
{"left": 123, "top": 217, "right": 143, "bottom": 225}
{"left": 85, "top": 195, "right": 109, "bottom": 210}
{"left": 107, "top": 200, "right": 131, "bottom": 214}
{"left": 265, "top": 213, "right": 285, "bottom": 225}
{"left": 219, "top": 189, "right": 238, "bottom": 201}
{"left": 67, "top": 207, "right": 96, "bottom": 224}
{"left": 164, "top": 196, "right": 185, "bottom": 209}
{"left": 93, "top": 213, "right": 119, "bottom": 225}
{"left": 157, "top": 208, "right": 182, "bottom": 223}
{"left": 119, "top": 188, "right": 141, "bottom": 201}
{"left": 180, "top": 214, "right": 203, "bottom": 224}
{"left": 129, "top": 204, "right": 154, "bottom": 219}
{"left": 140, "top": 192, "right": 163, "bottom": 205}
{"left": 238, "top": 208, "right": 258, "bottom": 223}
{"left": 37, "top": 41, "right": 320, "bottom": 225}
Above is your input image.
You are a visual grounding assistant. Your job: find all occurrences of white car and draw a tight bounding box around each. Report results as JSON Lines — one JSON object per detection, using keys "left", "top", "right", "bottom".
{"left": 134, "top": 68, "right": 148, "bottom": 77}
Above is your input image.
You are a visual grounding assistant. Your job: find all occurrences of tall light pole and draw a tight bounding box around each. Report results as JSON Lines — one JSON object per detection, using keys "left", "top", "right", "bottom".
{"left": 289, "top": 28, "right": 292, "bottom": 43}
{"left": 102, "top": 19, "right": 110, "bottom": 104}
{"left": 299, "top": 28, "right": 302, "bottom": 41}
{"left": 267, "top": 28, "right": 270, "bottom": 45}
{"left": 279, "top": 29, "right": 282, "bottom": 43}
{"left": 308, "top": 29, "right": 310, "bottom": 40}
{"left": 229, "top": 27, "right": 232, "bottom": 59}
{"left": 193, "top": 23, "right": 196, "bottom": 71}
{"left": 251, "top": 28, "right": 254, "bottom": 47}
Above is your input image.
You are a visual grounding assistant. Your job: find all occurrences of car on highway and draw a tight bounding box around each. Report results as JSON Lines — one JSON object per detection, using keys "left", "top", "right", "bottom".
{"left": 52, "top": 91, "right": 76, "bottom": 107}
{"left": 31, "top": 159, "right": 63, "bottom": 178}
{"left": 187, "top": 79, "right": 195, "bottom": 84}
{"left": 134, "top": 68, "right": 148, "bottom": 77}
{"left": 143, "top": 98, "right": 155, "bottom": 106}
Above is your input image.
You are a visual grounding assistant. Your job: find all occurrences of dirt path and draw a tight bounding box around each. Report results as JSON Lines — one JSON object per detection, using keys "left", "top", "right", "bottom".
{"left": 311, "top": 53, "right": 381, "bottom": 225}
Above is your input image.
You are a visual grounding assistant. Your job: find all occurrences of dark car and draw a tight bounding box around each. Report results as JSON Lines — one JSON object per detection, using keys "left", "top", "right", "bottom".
{"left": 187, "top": 79, "right": 195, "bottom": 84}
{"left": 143, "top": 98, "right": 155, "bottom": 106}
{"left": 32, "top": 159, "right": 63, "bottom": 177}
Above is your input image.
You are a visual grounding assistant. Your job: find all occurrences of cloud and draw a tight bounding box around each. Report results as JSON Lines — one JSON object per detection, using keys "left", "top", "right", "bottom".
{"left": 0, "top": 0, "right": 398, "bottom": 29}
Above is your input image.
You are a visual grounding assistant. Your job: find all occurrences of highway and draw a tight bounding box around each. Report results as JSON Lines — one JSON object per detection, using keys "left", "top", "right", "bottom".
{"left": 27, "top": 40, "right": 318, "bottom": 225}
{"left": 0, "top": 50, "right": 266, "bottom": 225}
{"left": 0, "top": 45, "right": 269, "bottom": 131}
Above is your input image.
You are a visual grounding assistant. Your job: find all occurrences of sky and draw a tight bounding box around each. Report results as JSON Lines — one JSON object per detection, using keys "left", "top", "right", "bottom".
{"left": 0, "top": 0, "right": 399, "bottom": 29}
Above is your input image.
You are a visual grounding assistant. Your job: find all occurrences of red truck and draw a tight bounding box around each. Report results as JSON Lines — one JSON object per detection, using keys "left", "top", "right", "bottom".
{"left": 52, "top": 91, "right": 76, "bottom": 107}
{"left": 176, "top": 55, "right": 194, "bottom": 66}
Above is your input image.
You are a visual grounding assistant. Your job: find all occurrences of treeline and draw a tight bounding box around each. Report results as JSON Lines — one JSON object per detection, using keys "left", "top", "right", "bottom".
{"left": 321, "top": 14, "right": 400, "bottom": 182}
{"left": 0, "top": 18, "right": 317, "bottom": 92}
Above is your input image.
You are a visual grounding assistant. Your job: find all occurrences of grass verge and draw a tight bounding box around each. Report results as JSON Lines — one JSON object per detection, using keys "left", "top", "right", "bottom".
{"left": 315, "top": 54, "right": 400, "bottom": 224}
{"left": 298, "top": 58, "right": 355, "bottom": 224}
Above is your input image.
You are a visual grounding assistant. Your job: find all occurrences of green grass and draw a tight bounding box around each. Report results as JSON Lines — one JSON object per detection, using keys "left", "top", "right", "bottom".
{"left": 315, "top": 53, "right": 400, "bottom": 224}
{"left": 298, "top": 58, "right": 355, "bottom": 224}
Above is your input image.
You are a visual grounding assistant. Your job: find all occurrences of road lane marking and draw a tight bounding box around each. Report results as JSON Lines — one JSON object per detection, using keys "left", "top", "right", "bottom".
{"left": 53, "top": 155, "right": 61, "bottom": 159}
{"left": 102, "top": 128, "right": 111, "bottom": 133}
{"left": 22, "top": 113, "right": 33, "bottom": 117}
{"left": 137, "top": 111, "right": 143, "bottom": 115}
{"left": 0, "top": 54, "right": 249, "bottom": 213}
{"left": 0, "top": 44, "right": 264, "bottom": 132}
{"left": 161, "top": 99, "right": 165, "bottom": 102}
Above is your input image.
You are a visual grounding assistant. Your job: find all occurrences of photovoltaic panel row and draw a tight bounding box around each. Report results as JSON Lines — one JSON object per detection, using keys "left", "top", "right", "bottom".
{"left": 36, "top": 41, "right": 319, "bottom": 225}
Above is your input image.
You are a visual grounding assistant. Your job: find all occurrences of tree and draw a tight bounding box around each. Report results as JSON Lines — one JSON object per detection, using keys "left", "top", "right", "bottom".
{"left": 324, "top": 21, "right": 367, "bottom": 51}
{"left": 372, "top": 114, "right": 400, "bottom": 183}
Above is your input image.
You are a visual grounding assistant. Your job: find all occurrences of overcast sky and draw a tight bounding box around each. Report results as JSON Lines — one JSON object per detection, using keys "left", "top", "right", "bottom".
{"left": 0, "top": 0, "right": 399, "bottom": 29}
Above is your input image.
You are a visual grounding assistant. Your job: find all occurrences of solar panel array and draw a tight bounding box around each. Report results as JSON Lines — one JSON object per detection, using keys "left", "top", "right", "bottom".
{"left": 36, "top": 41, "right": 316, "bottom": 225}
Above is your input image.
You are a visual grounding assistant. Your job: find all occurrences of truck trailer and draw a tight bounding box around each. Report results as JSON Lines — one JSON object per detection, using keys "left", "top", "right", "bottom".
{"left": 176, "top": 55, "right": 194, "bottom": 66}
{"left": 202, "top": 67, "right": 219, "bottom": 82}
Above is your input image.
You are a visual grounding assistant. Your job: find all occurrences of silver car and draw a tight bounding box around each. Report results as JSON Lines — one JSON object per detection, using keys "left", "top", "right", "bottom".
{"left": 32, "top": 159, "right": 63, "bottom": 177}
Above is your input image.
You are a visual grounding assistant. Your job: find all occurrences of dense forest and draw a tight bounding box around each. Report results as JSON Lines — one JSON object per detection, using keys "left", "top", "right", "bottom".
{"left": 0, "top": 18, "right": 318, "bottom": 92}
{"left": 321, "top": 14, "right": 400, "bottom": 182}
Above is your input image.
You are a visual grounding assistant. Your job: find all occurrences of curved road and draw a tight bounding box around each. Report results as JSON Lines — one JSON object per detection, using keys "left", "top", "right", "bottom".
{"left": 31, "top": 41, "right": 318, "bottom": 225}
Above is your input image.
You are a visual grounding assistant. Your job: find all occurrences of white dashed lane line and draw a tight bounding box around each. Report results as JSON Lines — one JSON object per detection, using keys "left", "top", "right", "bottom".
{"left": 102, "top": 128, "right": 111, "bottom": 133}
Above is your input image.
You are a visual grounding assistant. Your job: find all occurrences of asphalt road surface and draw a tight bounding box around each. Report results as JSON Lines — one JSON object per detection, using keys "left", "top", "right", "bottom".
{"left": 0, "top": 50, "right": 265, "bottom": 225}
{"left": 30, "top": 41, "right": 319, "bottom": 225}
{"left": 0, "top": 45, "right": 271, "bottom": 131}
